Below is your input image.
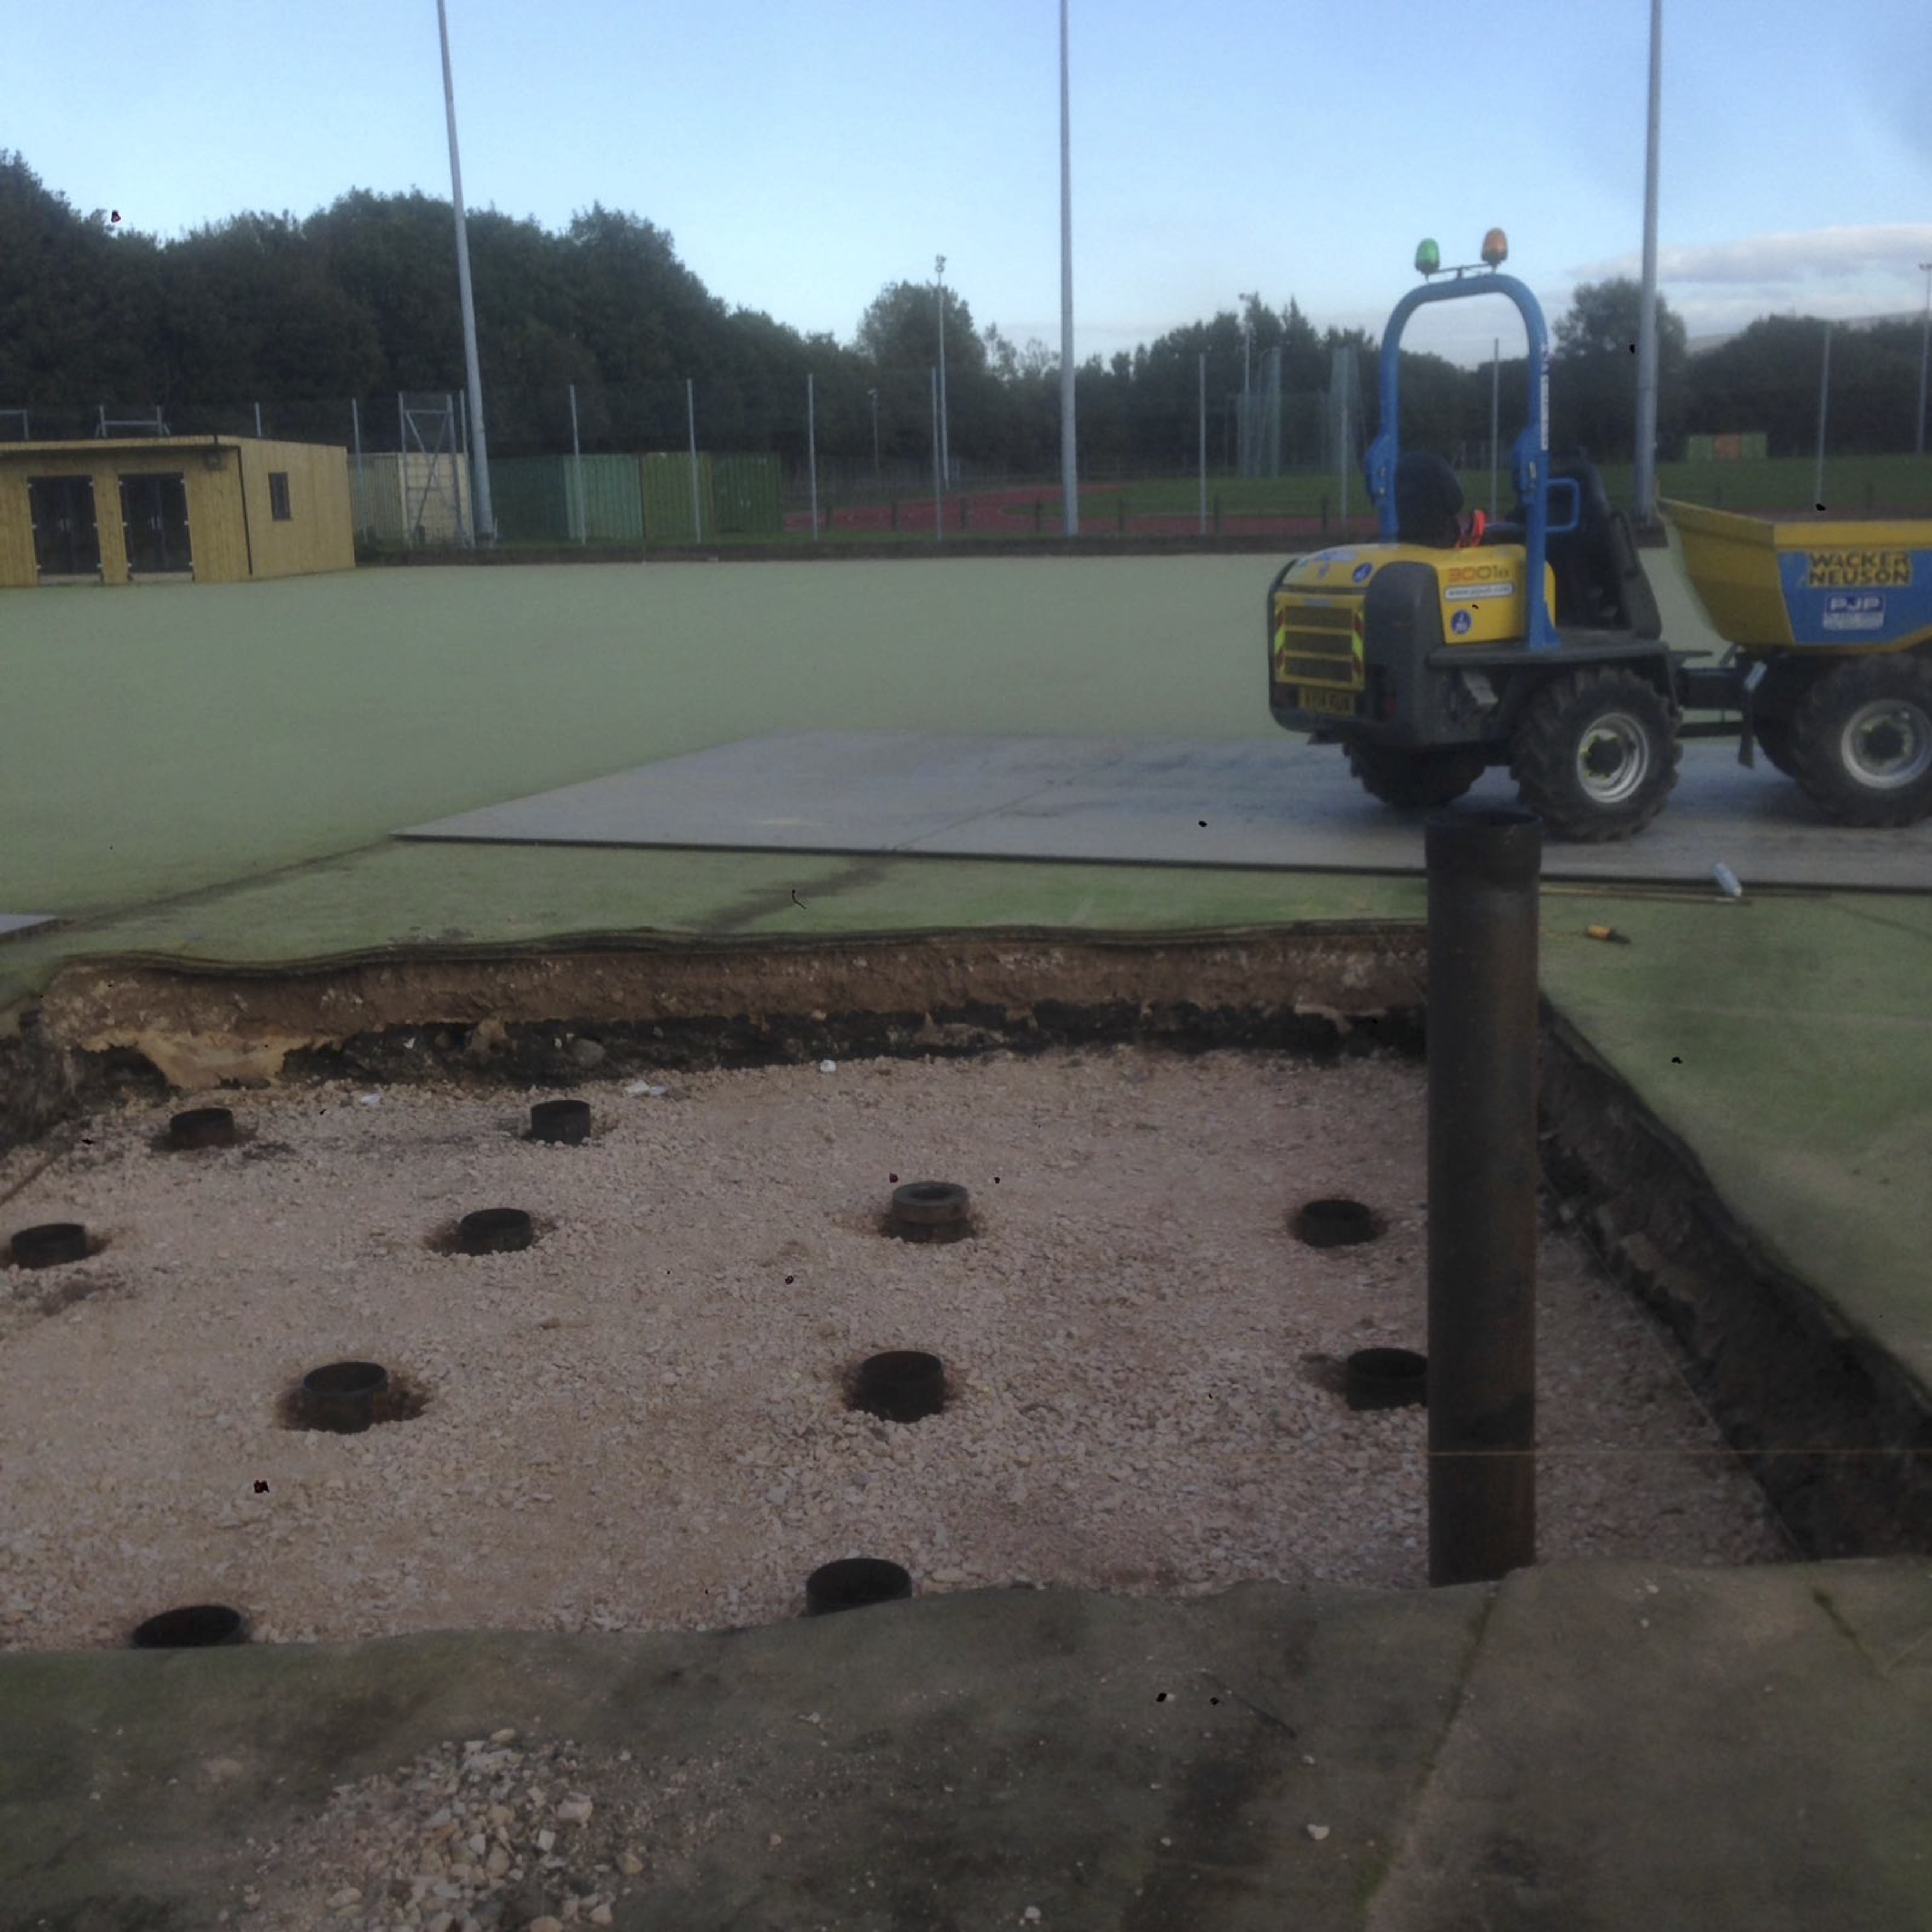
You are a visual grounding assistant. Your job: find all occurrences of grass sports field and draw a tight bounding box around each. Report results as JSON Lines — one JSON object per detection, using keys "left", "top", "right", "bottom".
{"left": 0, "top": 544, "right": 1724, "bottom": 948}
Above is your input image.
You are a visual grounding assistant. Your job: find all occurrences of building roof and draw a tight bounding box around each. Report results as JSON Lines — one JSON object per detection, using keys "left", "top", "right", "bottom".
{"left": 0, "top": 436, "right": 342, "bottom": 456}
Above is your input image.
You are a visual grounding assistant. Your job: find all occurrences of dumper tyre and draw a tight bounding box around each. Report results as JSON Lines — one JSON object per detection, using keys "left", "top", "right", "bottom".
{"left": 1507, "top": 666, "right": 1680, "bottom": 841}
{"left": 1753, "top": 716, "right": 1798, "bottom": 778}
{"left": 1785, "top": 653, "right": 1932, "bottom": 827}
{"left": 1345, "top": 743, "right": 1487, "bottom": 809}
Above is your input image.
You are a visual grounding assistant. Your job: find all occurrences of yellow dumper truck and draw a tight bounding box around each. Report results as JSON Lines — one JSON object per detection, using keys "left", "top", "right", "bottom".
{"left": 1266, "top": 235, "right": 1932, "bottom": 838}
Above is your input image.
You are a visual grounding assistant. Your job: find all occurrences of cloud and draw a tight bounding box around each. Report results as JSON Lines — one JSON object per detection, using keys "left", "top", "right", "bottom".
{"left": 1568, "top": 225, "right": 1932, "bottom": 288}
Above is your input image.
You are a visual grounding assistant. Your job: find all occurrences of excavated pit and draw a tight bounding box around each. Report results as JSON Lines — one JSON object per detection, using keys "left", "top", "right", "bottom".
{"left": 0, "top": 927, "right": 1924, "bottom": 1657}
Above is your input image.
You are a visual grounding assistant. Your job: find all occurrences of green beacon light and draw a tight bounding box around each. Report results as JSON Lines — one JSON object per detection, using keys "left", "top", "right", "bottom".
{"left": 1414, "top": 238, "right": 1441, "bottom": 278}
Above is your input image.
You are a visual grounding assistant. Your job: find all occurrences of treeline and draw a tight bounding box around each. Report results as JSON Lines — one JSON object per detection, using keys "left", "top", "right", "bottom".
{"left": 2, "top": 152, "right": 1922, "bottom": 474}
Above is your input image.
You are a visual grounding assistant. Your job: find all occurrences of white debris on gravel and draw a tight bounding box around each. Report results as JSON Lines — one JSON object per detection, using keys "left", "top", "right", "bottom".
{"left": 0, "top": 1045, "right": 1788, "bottom": 1666}
{"left": 219, "top": 1728, "right": 782, "bottom": 1932}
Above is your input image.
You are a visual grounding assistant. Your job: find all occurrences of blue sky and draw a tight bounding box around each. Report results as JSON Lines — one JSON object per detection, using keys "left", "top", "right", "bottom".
{"left": 9, "top": 0, "right": 1932, "bottom": 369}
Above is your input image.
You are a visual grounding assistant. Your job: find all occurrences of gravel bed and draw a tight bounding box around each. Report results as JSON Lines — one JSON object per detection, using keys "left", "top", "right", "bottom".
{"left": 0, "top": 1042, "right": 1791, "bottom": 1662}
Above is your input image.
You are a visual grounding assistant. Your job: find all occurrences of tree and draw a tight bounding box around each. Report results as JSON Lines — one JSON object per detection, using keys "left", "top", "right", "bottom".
{"left": 1551, "top": 277, "right": 1687, "bottom": 461}
{"left": 853, "top": 278, "right": 987, "bottom": 379}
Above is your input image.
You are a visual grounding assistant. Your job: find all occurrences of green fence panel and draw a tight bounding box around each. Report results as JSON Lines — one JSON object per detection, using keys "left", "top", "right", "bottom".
{"left": 711, "top": 454, "right": 783, "bottom": 535}
{"left": 490, "top": 458, "right": 572, "bottom": 542}
{"left": 642, "top": 453, "right": 716, "bottom": 542}
{"left": 567, "top": 454, "right": 644, "bottom": 542}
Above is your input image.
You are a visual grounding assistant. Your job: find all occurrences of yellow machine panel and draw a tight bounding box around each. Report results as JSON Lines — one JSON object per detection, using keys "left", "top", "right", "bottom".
{"left": 1271, "top": 543, "right": 1558, "bottom": 699}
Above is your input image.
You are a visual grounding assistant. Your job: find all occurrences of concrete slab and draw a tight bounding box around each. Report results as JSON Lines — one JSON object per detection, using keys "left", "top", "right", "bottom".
{"left": 396, "top": 732, "right": 1931, "bottom": 892}
{"left": 3, "top": 1562, "right": 1927, "bottom": 1931}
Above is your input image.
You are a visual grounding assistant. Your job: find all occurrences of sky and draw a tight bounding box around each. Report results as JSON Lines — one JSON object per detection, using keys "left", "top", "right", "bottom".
{"left": 7, "top": 0, "right": 1932, "bottom": 371}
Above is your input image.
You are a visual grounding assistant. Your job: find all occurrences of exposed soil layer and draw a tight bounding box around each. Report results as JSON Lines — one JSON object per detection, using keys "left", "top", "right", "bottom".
{"left": 0, "top": 927, "right": 1428, "bottom": 1151}
{"left": 1538, "top": 1003, "right": 1932, "bottom": 1558}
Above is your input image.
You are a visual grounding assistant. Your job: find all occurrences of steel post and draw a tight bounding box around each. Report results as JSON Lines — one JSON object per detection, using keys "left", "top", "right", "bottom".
{"left": 1198, "top": 352, "right": 1207, "bottom": 537}
{"left": 687, "top": 378, "right": 701, "bottom": 543}
{"left": 807, "top": 372, "right": 818, "bottom": 541}
{"left": 930, "top": 366, "right": 943, "bottom": 543}
{"left": 568, "top": 383, "right": 584, "bottom": 544}
{"left": 351, "top": 398, "right": 367, "bottom": 542}
{"left": 1633, "top": 0, "right": 1662, "bottom": 526}
{"left": 1059, "top": 0, "right": 1078, "bottom": 537}
{"left": 1426, "top": 806, "right": 1541, "bottom": 1587}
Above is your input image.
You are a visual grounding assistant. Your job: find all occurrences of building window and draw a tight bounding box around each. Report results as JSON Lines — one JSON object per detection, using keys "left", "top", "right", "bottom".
{"left": 268, "top": 472, "right": 292, "bottom": 521}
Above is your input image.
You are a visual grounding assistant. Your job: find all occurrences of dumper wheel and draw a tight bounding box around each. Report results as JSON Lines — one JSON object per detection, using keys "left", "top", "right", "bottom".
{"left": 1345, "top": 744, "right": 1487, "bottom": 809}
{"left": 1753, "top": 717, "right": 1798, "bottom": 778}
{"left": 1508, "top": 667, "right": 1680, "bottom": 841}
{"left": 1785, "top": 653, "right": 1932, "bottom": 827}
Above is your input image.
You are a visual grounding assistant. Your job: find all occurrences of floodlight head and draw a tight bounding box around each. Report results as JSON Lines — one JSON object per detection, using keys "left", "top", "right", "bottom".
{"left": 1415, "top": 239, "right": 1440, "bottom": 278}
{"left": 1481, "top": 228, "right": 1509, "bottom": 268}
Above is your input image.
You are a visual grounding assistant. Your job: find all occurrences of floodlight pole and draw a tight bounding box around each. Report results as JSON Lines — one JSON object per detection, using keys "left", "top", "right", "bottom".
{"left": 1632, "top": 0, "right": 1662, "bottom": 527}
{"left": 1198, "top": 352, "right": 1207, "bottom": 536}
{"left": 807, "top": 372, "right": 819, "bottom": 542}
{"left": 936, "top": 256, "right": 950, "bottom": 487}
{"left": 1814, "top": 321, "right": 1832, "bottom": 508}
{"left": 1239, "top": 291, "right": 1260, "bottom": 478}
{"left": 1916, "top": 261, "right": 1932, "bottom": 458}
{"left": 1060, "top": 0, "right": 1079, "bottom": 539}
{"left": 1489, "top": 338, "right": 1501, "bottom": 520}
{"left": 436, "top": 0, "right": 494, "bottom": 542}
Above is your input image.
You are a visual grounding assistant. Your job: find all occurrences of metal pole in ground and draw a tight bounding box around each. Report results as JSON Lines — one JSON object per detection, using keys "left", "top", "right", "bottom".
{"left": 1814, "top": 322, "right": 1832, "bottom": 509}
{"left": 936, "top": 256, "right": 949, "bottom": 487}
{"left": 1632, "top": 0, "right": 1663, "bottom": 527}
{"left": 1198, "top": 352, "right": 1207, "bottom": 537}
{"left": 1059, "top": 0, "right": 1078, "bottom": 539}
{"left": 1489, "top": 339, "right": 1500, "bottom": 521}
{"left": 807, "top": 372, "right": 819, "bottom": 541}
{"left": 568, "top": 383, "right": 585, "bottom": 544}
{"left": 351, "top": 398, "right": 367, "bottom": 543}
{"left": 930, "top": 366, "right": 943, "bottom": 544}
{"left": 1426, "top": 806, "right": 1541, "bottom": 1587}
{"left": 687, "top": 378, "right": 701, "bottom": 543}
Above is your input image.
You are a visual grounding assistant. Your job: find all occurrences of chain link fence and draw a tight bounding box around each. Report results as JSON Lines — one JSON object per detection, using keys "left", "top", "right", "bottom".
{"left": 6, "top": 354, "right": 1930, "bottom": 547}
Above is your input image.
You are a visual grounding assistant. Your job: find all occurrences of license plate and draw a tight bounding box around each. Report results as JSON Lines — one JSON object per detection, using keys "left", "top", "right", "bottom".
{"left": 1299, "top": 687, "right": 1357, "bottom": 718}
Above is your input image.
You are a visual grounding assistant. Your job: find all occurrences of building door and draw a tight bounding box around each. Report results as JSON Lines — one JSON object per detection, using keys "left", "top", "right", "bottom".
{"left": 119, "top": 474, "right": 193, "bottom": 574}
{"left": 26, "top": 476, "right": 103, "bottom": 577}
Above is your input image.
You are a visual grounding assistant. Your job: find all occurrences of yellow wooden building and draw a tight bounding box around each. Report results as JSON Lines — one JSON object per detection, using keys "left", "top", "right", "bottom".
{"left": 0, "top": 436, "right": 354, "bottom": 588}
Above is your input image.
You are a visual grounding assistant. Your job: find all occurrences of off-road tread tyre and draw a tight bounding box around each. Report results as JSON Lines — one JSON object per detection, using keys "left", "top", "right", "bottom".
{"left": 1508, "top": 665, "right": 1680, "bottom": 842}
{"left": 1784, "top": 653, "right": 1932, "bottom": 827}
{"left": 1345, "top": 744, "right": 1487, "bottom": 810}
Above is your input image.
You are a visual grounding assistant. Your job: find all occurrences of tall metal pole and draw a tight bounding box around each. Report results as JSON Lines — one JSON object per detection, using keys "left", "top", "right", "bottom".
{"left": 1814, "top": 321, "right": 1833, "bottom": 509}
{"left": 1339, "top": 380, "right": 1349, "bottom": 531}
{"left": 807, "top": 372, "right": 819, "bottom": 542}
{"left": 452, "top": 390, "right": 469, "bottom": 545}
{"left": 1198, "top": 352, "right": 1207, "bottom": 537}
{"left": 1427, "top": 806, "right": 1541, "bottom": 1588}
{"left": 436, "top": 0, "right": 494, "bottom": 540}
{"left": 568, "top": 383, "right": 584, "bottom": 544}
{"left": 1916, "top": 261, "right": 1932, "bottom": 458}
{"left": 935, "top": 255, "right": 949, "bottom": 487}
{"left": 868, "top": 387, "right": 881, "bottom": 482}
{"left": 930, "top": 366, "right": 944, "bottom": 543}
{"left": 1060, "top": 0, "right": 1079, "bottom": 539}
{"left": 1489, "top": 338, "right": 1501, "bottom": 520}
{"left": 687, "top": 377, "right": 701, "bottom": 543}
{"left": 1633, "top": 0, "right": 1663, "bottom": 527}
{"left": 351, "top": 398, "right": 368, "bottom": 542}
